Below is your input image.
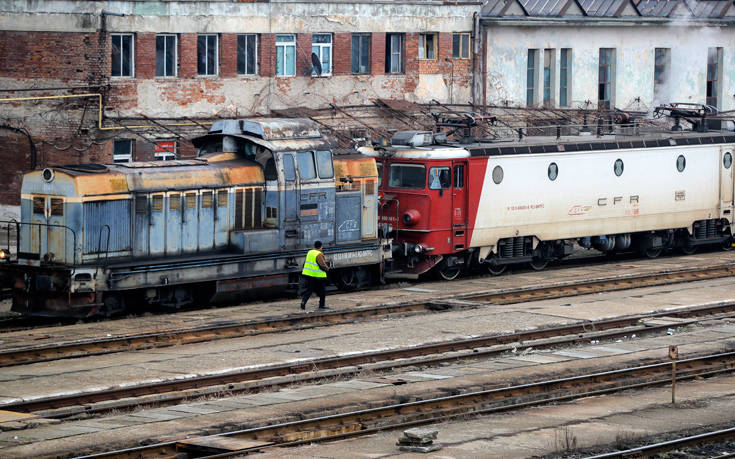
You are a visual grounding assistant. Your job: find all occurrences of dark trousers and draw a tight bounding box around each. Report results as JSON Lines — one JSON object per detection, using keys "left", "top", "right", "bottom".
{"left": 301, "top": 275, "right": 326, "bottom": 308}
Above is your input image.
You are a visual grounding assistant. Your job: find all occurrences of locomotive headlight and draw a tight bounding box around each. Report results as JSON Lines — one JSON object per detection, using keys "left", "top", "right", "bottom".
{"left": 402, "top": 209, "right": 421, "bottom": 227}
{"left": 414, "top": 244, "right": 423, "bottom": 253}
{"left": 0, "top": 249, "right": 10, "bottom": 261}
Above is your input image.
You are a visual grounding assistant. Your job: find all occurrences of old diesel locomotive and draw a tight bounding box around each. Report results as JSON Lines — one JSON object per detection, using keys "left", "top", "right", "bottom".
{"left": 367, "top": 123, "right": 735, "bottom": 280}
{"left": 1, "top": 118, "right": 387, "bottom": 317}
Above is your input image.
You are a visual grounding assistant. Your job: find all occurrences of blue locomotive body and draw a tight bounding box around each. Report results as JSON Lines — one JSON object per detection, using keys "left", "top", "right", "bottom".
{"left": 1, "top": 118, "right": 388, "bottom": 317}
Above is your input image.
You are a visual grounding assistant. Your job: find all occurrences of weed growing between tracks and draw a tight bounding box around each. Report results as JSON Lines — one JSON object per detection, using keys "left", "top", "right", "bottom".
{"left": 552, "top": 426, "right": 578, "bottom": 454}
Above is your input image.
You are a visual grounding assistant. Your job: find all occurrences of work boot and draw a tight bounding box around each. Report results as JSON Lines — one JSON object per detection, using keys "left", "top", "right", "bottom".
{"left": 300, "top": 302, "right": 306, "bottom": 310}
{"left": 318, "top": 305, "right": 330, "bottom": 310}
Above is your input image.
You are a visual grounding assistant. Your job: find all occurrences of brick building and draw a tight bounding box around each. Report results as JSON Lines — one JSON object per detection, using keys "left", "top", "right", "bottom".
{"left": 1, "top": 0, "right": 734, "bottom": 218}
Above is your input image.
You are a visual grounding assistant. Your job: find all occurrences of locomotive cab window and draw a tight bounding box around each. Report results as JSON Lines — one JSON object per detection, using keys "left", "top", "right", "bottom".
{"left": 282, "top": 154, "right": 296, "bottom": 181}
{"left": 428, "top": 167, "right": 451, "bottom": 190}
{"left": 296, "top": 152, "right": 316, "bottom": 180}
{"left": 724, "top": 152, "right": 732, "bottom": 169}
{"left": 376, "top": 162, "right": 383, "bottom": 187}
{"left": 389, "top": 163, "right": 426, "bottom": 189}
{"left": 454, "top": 165, "right": 464, "bottom": 189}
{"left": 50, "top": 198, "right": 64, "bottom": 217}
{"left": 315, "top": 150, "right": 334, "bottom": 179}
{"left": 33, "top": 197, "right": 45, "bottom": 215}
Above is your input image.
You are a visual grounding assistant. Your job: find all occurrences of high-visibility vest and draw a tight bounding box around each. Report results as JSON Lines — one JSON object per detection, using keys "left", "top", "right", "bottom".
{"left": 302, "top": 249, "right": 327, "bottom": 278}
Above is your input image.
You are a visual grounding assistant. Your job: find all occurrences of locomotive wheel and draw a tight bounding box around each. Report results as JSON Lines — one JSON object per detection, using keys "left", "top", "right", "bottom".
{"left": 721, "top": 238, "right": 733, "bottom": 251}
{"left": 334, "top": 268, "right": 359, "bottom": 291}
{"left": 680, "top": 243, "right": 697, "bottom": 255}
{"left": 528, "top": 257, "right": 548, "bottom": 271}
{"left": 485, "top": 259, "right": 507, "bottom": 276}
{"left": 436, "top": 260, "right": 461, "bottom": 281}
{"left": 644, "top": 247, "right": 662, "bottom": 258}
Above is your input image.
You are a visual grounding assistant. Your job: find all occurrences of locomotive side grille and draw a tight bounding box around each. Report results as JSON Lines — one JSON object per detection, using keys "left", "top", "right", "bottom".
{"left": 185, "top": 193, "right": 197, "bottom": 209}
{"left": 253, "top": 189, "right": 262, "bottom": 228}
{"left": 234, "top": 187, "right": 263, "bottom": 230}
{"left": 235, "top": 190, "right": 243, "bottom": 228}
{"left": 201, "top": 191, "right": 213, "bottom": 208}
{"left": 152, "top": 195, "right": 164, "bottom": 212}
{"left": 364, "top": 180, "right": 375, "bottom": 195}
{"left": 169, "top": 193, "right": 180, "bottom": 211}
{"left": 244, "top": 188, "right": 253, "bottom": 229}
{"left": 135, "top": 195, "right": 147, "bottom": 213}
{"left": 217, "top": 190, "right": 228, "bottom": 207}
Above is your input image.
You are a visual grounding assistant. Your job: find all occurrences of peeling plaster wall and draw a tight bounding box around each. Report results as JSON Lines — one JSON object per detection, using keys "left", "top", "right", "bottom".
{"left": 485, "top": 24, "right": 735, "bottom": 112}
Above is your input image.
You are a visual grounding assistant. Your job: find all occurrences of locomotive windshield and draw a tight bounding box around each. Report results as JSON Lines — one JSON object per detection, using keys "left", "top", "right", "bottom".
{"left": 428, "top": 167, "right": 451, "bottom": 190}
{"left": 388, "top": 163, "right": 426, "bottom": 189}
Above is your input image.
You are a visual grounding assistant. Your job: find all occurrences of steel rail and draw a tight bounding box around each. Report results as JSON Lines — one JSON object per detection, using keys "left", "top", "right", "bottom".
{"left": 584, "top": 427, "right": 735, "bottom": 458}
{"left": 3, "top": 262, "right": 735, "bottom": 368}
{"left": 9, "top": 305, "right": 735, "bottom": 418}
{"left": 76, "top": 351, "right": 735, "bottom": 459}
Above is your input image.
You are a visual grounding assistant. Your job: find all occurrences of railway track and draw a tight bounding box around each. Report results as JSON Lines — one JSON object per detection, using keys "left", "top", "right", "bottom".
{"left": 77, "top": 351, "right": 735, "bottom": 458}
{"left": 7, "top": 302, "right": 735, "bottom": 419}
{"left": 585, "top": 427, "right": 735, "bottom": 458}
{"left": 3, "top": 262, "right": 735, "bottom": 368}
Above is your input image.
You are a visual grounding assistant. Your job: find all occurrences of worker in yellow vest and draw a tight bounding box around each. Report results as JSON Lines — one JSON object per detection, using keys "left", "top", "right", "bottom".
{"left": 301, "top": 240, "right": 330, "bottom": 310}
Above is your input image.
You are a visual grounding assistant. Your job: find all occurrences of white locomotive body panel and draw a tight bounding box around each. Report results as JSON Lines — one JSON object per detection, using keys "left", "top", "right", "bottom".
{"left": 469, "top": 143, "right": 734, "bottom": 252}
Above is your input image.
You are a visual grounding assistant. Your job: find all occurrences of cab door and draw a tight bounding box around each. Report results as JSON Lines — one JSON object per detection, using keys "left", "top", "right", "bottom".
{"left": 428, "top": 164, "right": 453, "bottom": 253}
{"left": 281, "top": 153, "right": 300, "bottom": 250}
{"left": 451, "top": 161, "right": 468, "bottom": 251}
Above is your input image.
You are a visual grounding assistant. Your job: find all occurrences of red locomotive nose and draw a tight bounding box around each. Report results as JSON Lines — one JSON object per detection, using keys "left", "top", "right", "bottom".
{"left": 402, "top": 209, "right": 421, "bottom": 226}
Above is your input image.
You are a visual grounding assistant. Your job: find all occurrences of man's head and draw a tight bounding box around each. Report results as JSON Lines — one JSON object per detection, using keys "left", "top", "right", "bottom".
{"left": 314, "top": 240, "right": 322, "bottom": 249}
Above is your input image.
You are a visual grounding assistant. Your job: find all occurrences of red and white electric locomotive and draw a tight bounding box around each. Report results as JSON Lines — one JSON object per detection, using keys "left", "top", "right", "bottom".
{"left": 366, "top": 116, "right": 735, "bottom": 280}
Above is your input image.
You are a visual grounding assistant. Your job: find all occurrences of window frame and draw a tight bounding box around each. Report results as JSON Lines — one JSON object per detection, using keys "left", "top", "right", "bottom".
{"left": 653, "top": 48, "right": 670, "bottom": 102}
{"left": 351, "top": 33, "right": 371, "bottom": 74}
{"left": 113, "top": 139, "right": 133, "bottom": 164}
{"left": 197, "top": 34, "right": 219, "bottom": 76}
{"left": 111, "top": 33, "right": 134, "bottom": 78}
{"left": 453, "top": 164, "right": 465, "bottom": 189}
{"left": 155, "top": 34, "right": 177, "bottom": 77}
{"left": 418, "top": 33, "right": 437, "bottom": 60}
{"left": 312, "top": 33, "right": 333, "bottom": 77}
{"left": 386, "top": 33, "right": 405, "bottom": 74}
{"left": 706, "top": 47, "right": 723, "bottom": 108}
{"left": 296, "top": 151, "right": 317, "bottom": 180}
{"left": 526, "top": 49, "right": 538, "bottom": 106}
{"left": 559, "top": 48, "right": 571, "bottom": 107}
{"left": 276, "top": 34, "right": 296, "bottom": 77}
{"left": 598, "top": 48, "right": 615, "bottom": 110}
{"left": 543, "top": 48, "right": 555, "bottom": 108}
{"left": 452, "top": 33, "right": 470, "bottom": 59}
{"left": 315, "top": 150, "right": 334, "bottom": 179}
{"left": 237, "top": 34, "right": 258, "bottom": 75}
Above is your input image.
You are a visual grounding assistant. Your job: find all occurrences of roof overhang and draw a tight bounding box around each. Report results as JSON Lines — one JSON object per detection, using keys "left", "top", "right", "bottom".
{"left": 480, "top": 16, "right": 735, "bottom": 25}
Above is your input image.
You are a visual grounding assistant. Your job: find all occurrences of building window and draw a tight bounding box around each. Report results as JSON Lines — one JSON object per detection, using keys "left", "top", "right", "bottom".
{"left": 386, "top": 33, "right": 404, "bottom": 74}
{"left": 154, "top": 140, "right": 176, "bottom": 161}
{"left": 543, "top": 49, "right": 554, "bottom": 107}
{"left": 197, "top": 34, "right": 218, "bottom": 76}
{"left": 452, "top": 33, "right": 470, "bottom": 59}
{"left": 599, "top": 48, "right": 615, "bottom": 109}
{"left": 653, "top": 48, "right": 670, "bottom": 103}
{"left": 276, "top": 34, "right": 296, "bottom": 77}
{"left": 707, "top": 47, "right": 723, "bottom": 108}
{"left": 351, "top": 34, "right": 370, "bottom": 74}
{"left": 156, "top": 34, "right": 177, "bottom": 77}
{"left": 113, "top": 139, "right": 133, "bottom": 163}
{"left": 527, "top": 49, "right": 538, "bottom": 106}
{"left": 111, "top": 34, "right": 134, "bottom": 77}
{"left": 560, "top": 49, "right": 571, "bottom": 107}
{"left": 419, "top": 33, "right": 437, "bottom": 60}
{"left": 237, "top": 34, "right": 257, "bottom": 75}
{"left": 312, "top": 34, "right": 332, "bottom": 76}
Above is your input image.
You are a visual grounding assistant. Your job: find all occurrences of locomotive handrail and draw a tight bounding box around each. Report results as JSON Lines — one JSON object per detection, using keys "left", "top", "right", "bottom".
{"left": 0, "top": 220, "right": 79, "bottom": 266}
{"left": 97, "top": 224, "right": 111, "bottom": 267}
{"left": 0, "top": 219, "right": 19, "bottom": 260}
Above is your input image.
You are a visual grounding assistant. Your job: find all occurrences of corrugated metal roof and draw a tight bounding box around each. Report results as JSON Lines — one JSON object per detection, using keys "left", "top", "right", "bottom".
{"left": 520, "top": 0, "right": 570, "bottom": 16}
{"left": 635, "top": 0, "right": 679, "bottom": 17}
{"left": 482, "top": 0, "right": 734, "bottom": 17}
{"left": 683, "top": 0, "right": 731, "bottom": 17}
